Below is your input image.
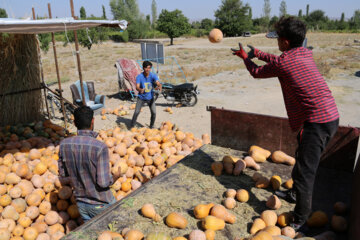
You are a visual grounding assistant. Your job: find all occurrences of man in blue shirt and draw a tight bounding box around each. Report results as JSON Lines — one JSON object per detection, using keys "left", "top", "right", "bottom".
{"left": 130, "top": 61, "right": 162, "bottom": 128}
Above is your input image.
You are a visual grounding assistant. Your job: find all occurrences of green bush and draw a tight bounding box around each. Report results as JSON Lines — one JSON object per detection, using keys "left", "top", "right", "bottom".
{"left": 108, "top": 31, "right": 129, "bottom": 42}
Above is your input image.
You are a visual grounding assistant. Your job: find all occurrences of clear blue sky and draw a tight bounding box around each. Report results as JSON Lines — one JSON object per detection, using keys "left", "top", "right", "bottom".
{"left": 1, "top": 0, "right": 359, "bottom": 21}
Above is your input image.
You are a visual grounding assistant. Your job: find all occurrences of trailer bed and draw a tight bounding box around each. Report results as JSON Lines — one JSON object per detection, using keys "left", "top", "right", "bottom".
{"left": 63, "top": 144, "right": 351, "bottom": 240}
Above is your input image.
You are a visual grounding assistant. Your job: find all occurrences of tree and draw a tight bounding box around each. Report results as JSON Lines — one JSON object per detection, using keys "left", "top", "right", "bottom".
{"left": 80, "top": 6, "right": 86, "bottom": 19}
{"left": 102, "top": 5, "right": 107, "bottom": 19}
{"left": 279, "top": 1, "right": 287, "bottom": 17}
{"left": 214, "top": 0, "right": 252, "bottom": 37}
{"left": 201, "top": 18, "right": 214, "bottom": 30}
{"left": 306, "top": 4, "right": 309, "bottom": 17}
{"left": 151, "top": 0, "right": 157, "bottom": 28}
{"left": 306, "top": 10, "right": 328, "bottom": 30}
{"left": 349, "top": 9, "right": 360, "bottom": 30}
{"left": 263, "top": 0, "right": 271, "bottom": 20}
{"left": 0, "top": 8, "right": 7, "bottom": 18}
{"left": 298, "top": 9, "right": 302, "bottom": 18}
{"left": 157, "top": 9, "right": 191, "bottom": 45}
{"left": 110, "top": 0, "right": 149, "bottom": 40}
{"left": 262, "top": 0, "right": 271, "bottom": 30}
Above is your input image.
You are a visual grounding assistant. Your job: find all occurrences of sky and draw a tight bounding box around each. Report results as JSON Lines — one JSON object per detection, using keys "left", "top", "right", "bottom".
{"left": 1, "top": 0, "right": 359, "bottom": 21}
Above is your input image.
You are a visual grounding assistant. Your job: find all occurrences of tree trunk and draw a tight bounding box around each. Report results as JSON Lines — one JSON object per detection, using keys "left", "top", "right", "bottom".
{"left": 170, "top": 37, "right": 173, "bottom": 45}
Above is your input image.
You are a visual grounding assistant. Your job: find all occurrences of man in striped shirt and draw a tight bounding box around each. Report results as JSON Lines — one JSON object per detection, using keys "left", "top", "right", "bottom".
{"left": 59, "top": 106, "right": 121, "bottom": 222}
{"left": 233, "top": 16, "right": 339, "bottom": 231}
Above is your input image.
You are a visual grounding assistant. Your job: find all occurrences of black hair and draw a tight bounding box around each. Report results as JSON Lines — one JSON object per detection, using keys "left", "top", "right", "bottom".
{"left": 275, "top": 16, "right": 307, "bottom": 48}
{"left": 74, "top": 106, "right": 94, "bottom": 130}
{"left": 143, "top": 60, "right": 152, "bottom": 69}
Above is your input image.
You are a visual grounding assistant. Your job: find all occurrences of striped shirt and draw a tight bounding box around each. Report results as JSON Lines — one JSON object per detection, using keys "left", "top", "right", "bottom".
{"left": 244, "top": 47, "right": 339, "bottom": 131}
{"left": 59, "top": 130, "right": 114, "bottom": 204}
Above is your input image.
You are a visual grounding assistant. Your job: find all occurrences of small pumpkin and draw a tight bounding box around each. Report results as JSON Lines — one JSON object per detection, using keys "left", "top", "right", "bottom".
{"left": 236, "top": 189, "right": 249, "bottom": 203}
{"left": 165, "top": 212, "right": 188, "bottom": 229}
{"left": 260, "top": 210, "right": 277, "bottom": 226}
{"left": 210, "top": 204, "right": 236, "bottom": 224}
{"left": 250, "top": 218, "right": 266, "bottom": 234}
{"left": 194, "top": 203, "right": 214, "bottom": 219}
{"left": 202, "top": 216, "right": 225, "bottom": 231}
{"left": 307, "top": 210, "right": 328, "bottom": 227}
{"left": 141, "top": 203, "right": 161, "bottom": 222}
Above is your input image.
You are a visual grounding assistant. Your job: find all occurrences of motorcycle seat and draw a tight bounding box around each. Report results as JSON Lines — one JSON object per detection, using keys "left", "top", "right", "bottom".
{"left": 173, "top": 83, "right": 194, "bottom": 90}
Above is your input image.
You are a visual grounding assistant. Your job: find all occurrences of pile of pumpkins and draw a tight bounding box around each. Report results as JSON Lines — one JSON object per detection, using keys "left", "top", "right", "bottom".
{"left": 0, "top": 120, "right": 210, "bottom": 240}
{"left": 100, "top": 104, "right": 136, "bottom": 120}
{"left": 0, "top": 120, "right": 67, "bottom": 156}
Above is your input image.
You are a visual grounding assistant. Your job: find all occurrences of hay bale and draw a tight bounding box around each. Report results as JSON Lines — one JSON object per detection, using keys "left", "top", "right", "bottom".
{"left": 0, "top": 34, "right": 44, "bottom": 126}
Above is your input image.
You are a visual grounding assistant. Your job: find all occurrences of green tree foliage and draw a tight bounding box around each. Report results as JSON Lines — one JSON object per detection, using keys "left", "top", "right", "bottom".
{"left": 102, "top": 5, "right": 107, "bottom": 19}
{"left": 279, "top": 1, "right": 287, "bottom": 17}
{"left": 110, "top": 0, "right": 150, "bottom": 40}
{"left": 38, "top": 34, "right": 51, "bottom": 53}
{"left": 151, "top": 0, "right": 157, "bottom": 28}
{"left": 298, "top": 9, "right": 302, "bottom": 18}
{"left": 262, "top": 0, "right": 271, "bottom": 30}
{"left": 214, "top": 0, "right": 252, "bottom": 37}
{"left": 201, "top": 18, "right": 214, "bottom": 31}
{"left": 306, "top": 10, "right": 328, "bottom": 30}
{"left": 0, "top": 8, "right": 7, "bottom": 18}
{"left": 157, "top": 9, "right": 191, "bottom": 45}
{"left": 349, "top": 9, "right": 360, "bottom": 30}
{"left": 191, "top": 21, "right": 201, "bottom": 29}
{"left": 306, "top": 4, "right": 309, "bottom": 17}
{"left": 269, "top": 16, "right": 279, "bottom": 29}
{"left": 80, "top": 6, "right": 86, "bottom": 19}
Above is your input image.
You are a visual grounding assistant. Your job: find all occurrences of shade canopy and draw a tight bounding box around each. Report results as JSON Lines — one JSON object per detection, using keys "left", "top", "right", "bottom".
{"left": 0, "top": 18, "right": 128, "bottom": 34}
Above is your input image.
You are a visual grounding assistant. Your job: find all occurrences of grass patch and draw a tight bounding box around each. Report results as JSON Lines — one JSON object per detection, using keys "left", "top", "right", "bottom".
{"left": 45, "top": 76, "right": 70, "bottom": 85}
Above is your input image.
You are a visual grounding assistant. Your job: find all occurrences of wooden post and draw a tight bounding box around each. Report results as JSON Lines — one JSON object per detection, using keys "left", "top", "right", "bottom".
{"left": 48, "top": 3, "right": 68, "bottom": 130}
{"left": 32, "top": 7, "right": 51, "bottom": 120}
{"left": 69, "top": 0, "right": 86, "bottom": 105}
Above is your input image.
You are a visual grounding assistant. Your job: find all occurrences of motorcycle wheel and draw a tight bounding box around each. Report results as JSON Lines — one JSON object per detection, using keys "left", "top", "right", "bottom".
{"left": 182, "top": 92, "right": 198, "bottom": 107}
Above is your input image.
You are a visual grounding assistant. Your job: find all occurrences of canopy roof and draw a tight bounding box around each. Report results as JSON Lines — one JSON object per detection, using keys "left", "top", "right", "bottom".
{"left": 0, "top": 18, "right": 128, "bottom": 34}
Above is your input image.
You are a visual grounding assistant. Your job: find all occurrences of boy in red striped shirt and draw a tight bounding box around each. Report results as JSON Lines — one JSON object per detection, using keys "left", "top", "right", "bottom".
{"left": 233, "top": 16, "right": 339, "bottom": 231}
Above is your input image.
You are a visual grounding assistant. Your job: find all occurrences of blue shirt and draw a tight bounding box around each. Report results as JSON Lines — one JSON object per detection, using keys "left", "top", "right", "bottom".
{"left": 136, "top": 72, "right": 159, "bottom": 100}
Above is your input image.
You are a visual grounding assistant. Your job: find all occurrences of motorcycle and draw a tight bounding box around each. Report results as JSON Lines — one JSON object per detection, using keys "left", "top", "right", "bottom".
{"left": 154, "top": 82, "right": 199, "bottom": 107}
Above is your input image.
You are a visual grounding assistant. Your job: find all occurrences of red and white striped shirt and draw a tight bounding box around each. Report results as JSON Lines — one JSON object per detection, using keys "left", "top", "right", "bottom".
{"left": 244, "top": 47, "right": 339, "bottom": 132}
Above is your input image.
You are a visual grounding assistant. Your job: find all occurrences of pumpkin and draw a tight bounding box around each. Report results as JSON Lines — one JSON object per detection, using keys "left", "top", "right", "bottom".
{"left": 165, "top": 212, "right": 188, "bottom": 229}
{"left": 56, "top": 199, "right": 69, "bottom": 211}
{"left": 23, "top": 227, "right": 38, "bottom": 240}
{"left": 9, "top": 186, "right": 22, "bottom": 199}
{"left": 333, "top": 201, "right": 347, "bottom": 215}
{"left": 18, "top": 216, "right": 32, "bottom": 228}
{"left": 271, "top": 150, "right": 295, "bottom": 166}
{"left": 39, "top": 201, "right": 52, "bottom": 215}
{"left": 250, "top": 230, "right": 272, "bottom": 240}
{"left": 2, "top": 205, "right": 19, "bottom": 220}
{"left": 281, "top": 226, "right": 295, "bottom": 238}
{"left": 255, "top": 177, "right": 270, "bottom": 189}
{"left": 225, "top": 189, "right": 236, "bottom": 198}
{"left": 36, "top": 233, "right": 51, "bottom": 240}
{"left": 331, "top": 215, "right": 347, "bottom": 232}
{"left": 26, "top": 193, "right": 42, "bottom": 206}
{"left": 250, "top": 218, "right": 266, "bottom": 234}
{"left": 33, "top": 162, "right": 47, "bottom": 175}
{"left": 236, "top": 189, "right": 249, "bottom": 203}
{"left": 270, "top": 175, "right": 281, "bottom": 190}
{"left": 67, "top": 204, "right": 80, "bottom": 219}
{"left": 65, "top": 220, "right": 78, "bottom": 233}
{"left": 204, "top": 229, "right": 215, "bottom": 240}
{"left": 233, "top": 159, "right": 246, "bottom": 176}
{"left": 263, "top": 226, "right": 281, "bottom": 236}
{"left": 210, "top": 204, "right": 236, "bottom": 224}
{"left": 210, "top": 162, "right": 223, "bottom": 176}
{"left": 146, "top": 232, "right": 171, "bottom": 240}
{"left": 12, "top": 224, "right": 25, "bottom": 236}
{"left": 266, "top": 195, "right": 281, "bottom": 210}
{"left": 141, "top": 204, "right": 161, "bottom": 222}
{"left": 202, "top": 216, "right": 225, "bottom": 231}
{"left": 32, "top": 221, "right": 48, "bottom": 233}
{"left": 277, "top": 212, "right": 292, "bottom": 227}
{"left": 58, "top": 186, "right": 72, "bottom": 200}
{"left": 244, "top": 156, "right": 260, "bottom": 171}
{"left": 194, "top": 203, "right": 214, "bottom": 219}
{"left": 11, "top": 198, "right": 26, "bottom": 213}
{"left": 124, "top": 230, "right": 144, "bottom": 240}
{"left": 189, "top": 230, "right": 206, "bottom": 240}
{"left": 29, "top": 149, "right": 41, "bottom": 160}
{"left": 283, "top": 178, "right": 293, "bottom": 189}
{"left": 260, "top": 210, "right": 277, "bottom": 226}
{"left": 26, "top": 206, "right": 40, "bottom": 220}
{"left": 0, "top": 194, "right": 12, "bottom": 207}
{"left": 97, "top": 231, "right": 112, "bottom": 240}
{"left": 208, "top": 28, "right": 223, "bottom": 43}
{"left": 307, "top": 211, "right": 328, "bottom": 227}
{"left": 0, "top": 229, "right": 10, "bottom": 240}
{"left": 5, "top": 172, "right": 21, "bottom": 184}
{"left": 223, "top": 197, "right": 236, "bottom": 209}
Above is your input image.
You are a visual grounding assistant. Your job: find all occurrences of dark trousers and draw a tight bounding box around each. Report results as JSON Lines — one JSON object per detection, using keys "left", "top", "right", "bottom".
{"left": 292, "top": 119, "right": 339, "bottom": 223}
{"left": 130, "top": 98, "right": 156, "bottom": 128}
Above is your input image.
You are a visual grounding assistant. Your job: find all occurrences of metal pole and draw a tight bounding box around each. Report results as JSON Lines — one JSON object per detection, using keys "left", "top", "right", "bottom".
{"left": 32, "top": 7, "right": 51, "bottom": 120}
{"left": 48, "top": 3, "right": 68, "bottom": 130}
{"left": 69, "top": 0, "right": 86, "bottom": 105}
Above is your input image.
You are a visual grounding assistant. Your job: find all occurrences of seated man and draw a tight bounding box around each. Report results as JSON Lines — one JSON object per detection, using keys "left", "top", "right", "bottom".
{"left": 130, "top": 61, "right": 162, "bottom": 128}
{"left": 58, "top": 106, "right": 121, "bottom": 221}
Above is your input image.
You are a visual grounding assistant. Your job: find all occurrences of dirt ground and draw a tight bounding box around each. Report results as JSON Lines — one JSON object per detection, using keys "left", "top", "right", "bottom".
{"left": 44, "top": 33, "right": 360, "bottom": 137}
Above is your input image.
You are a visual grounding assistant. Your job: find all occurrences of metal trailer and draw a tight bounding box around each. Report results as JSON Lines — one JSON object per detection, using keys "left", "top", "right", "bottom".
{"left": 63, "top": 108, "right": 360, "bottom": 240}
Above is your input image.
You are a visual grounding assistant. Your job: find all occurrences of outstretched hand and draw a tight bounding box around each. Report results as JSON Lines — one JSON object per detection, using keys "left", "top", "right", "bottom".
{"left": 247, "top": 45, "right": 258, "bottom": 59}
{"left": 231, "top": 43, "right": 248, "bottom": 60}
